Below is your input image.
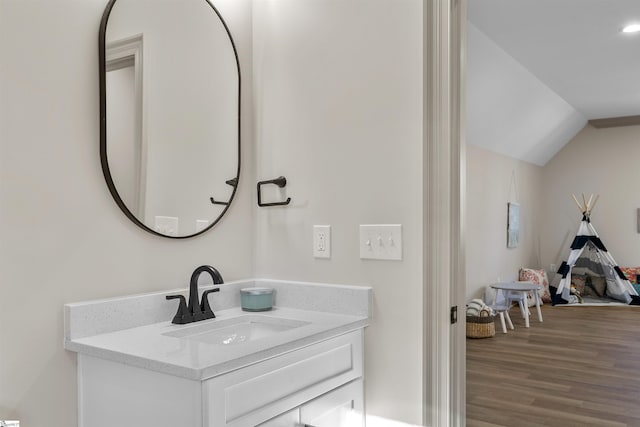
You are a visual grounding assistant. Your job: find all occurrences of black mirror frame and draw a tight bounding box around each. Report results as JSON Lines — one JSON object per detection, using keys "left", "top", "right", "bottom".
{"left": 98, "top": 0, "right": 241, "bottom": 239}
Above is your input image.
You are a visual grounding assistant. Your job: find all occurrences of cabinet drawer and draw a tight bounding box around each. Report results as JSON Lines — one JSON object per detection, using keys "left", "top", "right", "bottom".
{"left": 300, "top": 379, "right": 364, "bottom": 427}
{"left": 203, "top": 330, "right": 363, "bottom": 427}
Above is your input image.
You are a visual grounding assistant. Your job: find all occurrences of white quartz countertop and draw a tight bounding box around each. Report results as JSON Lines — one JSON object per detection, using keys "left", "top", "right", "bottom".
{"left": 64, "top": 279, "right": 371, "bottom": 381}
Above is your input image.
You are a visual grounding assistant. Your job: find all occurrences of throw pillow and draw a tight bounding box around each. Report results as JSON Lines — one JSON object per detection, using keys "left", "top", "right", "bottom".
{"left": 519, "top": 267, "right": 551, "bottom": 303}
{"left": 583, "top": 275, "right": 606, "bottom": 298}
{"left": 619, "top": 267, "right": 640, "bottom": 284}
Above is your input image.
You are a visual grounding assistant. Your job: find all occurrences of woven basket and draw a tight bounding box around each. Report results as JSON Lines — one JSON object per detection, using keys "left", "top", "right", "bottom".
{"left": 466, "top": 309, "right": 495, "bottom": 339}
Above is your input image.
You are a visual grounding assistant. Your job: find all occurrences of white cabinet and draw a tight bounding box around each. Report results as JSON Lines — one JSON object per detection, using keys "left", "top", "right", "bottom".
{"left": 257, "top": 380, "right": 364, "bottom": 427}
{"left": 78, "top": 330, "right": 364, "bottom": 427}
{"left": 300, "top": 380, "right": 363, "bottom": 427}
{"left": 204, "top": 330, "right": 363, "bottom": 426}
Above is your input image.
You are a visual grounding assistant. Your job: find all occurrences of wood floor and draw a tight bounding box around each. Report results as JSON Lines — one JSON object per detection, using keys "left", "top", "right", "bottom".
{"left": 466, "top": 304, "right": 640, "bottom": 427}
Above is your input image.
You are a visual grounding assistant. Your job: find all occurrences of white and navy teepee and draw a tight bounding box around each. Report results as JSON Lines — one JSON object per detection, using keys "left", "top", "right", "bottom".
{"left": 553, "top": 194, "right": 640, "bottom": 305}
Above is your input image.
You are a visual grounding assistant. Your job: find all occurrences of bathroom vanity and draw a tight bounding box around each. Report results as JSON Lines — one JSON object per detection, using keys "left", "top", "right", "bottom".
{"left": 64, "top": 280, "right": 371, "bottom": 427}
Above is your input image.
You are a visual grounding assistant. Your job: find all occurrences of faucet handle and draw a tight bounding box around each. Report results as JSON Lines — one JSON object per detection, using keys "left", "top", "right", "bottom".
{"left": 201, "top": 288, "right": 220, "bottom": 320}
{"left": 166, "top": 294, "right": 189, "bottom": 324}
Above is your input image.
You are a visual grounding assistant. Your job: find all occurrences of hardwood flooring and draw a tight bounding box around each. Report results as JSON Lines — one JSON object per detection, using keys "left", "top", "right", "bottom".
{"left": 466, "top": 304, "right": 640, "bottom": 427}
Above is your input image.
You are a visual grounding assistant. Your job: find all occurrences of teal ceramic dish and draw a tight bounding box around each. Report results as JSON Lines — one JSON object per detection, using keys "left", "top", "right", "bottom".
{"left": 240, "top": 287, "right": 274, "bottom": 311}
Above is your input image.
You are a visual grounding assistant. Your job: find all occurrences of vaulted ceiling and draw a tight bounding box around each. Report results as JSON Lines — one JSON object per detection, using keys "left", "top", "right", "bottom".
{"left": 467, "top": 0, "right": 640, "bottom": 165}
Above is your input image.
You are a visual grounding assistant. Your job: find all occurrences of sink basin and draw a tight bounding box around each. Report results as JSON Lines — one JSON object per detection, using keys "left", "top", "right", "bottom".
{"left": 162, "top": 315, "right": 310, "bottom": 345}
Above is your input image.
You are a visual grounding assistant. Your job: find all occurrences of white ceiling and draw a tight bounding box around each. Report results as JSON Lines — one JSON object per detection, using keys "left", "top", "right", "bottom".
{"left": 467, "top": 0, "right": 640, "bottom": 164}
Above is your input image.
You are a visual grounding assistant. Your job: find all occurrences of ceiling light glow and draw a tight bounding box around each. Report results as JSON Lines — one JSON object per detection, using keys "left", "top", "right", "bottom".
{"left": 622, "top": 24, "right": 640, "bottom": 33}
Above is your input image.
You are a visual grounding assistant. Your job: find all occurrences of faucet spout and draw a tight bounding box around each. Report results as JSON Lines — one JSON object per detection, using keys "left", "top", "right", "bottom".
{"left": 167, "top": 265, "right": 223, "bottom": 324}
{"left": 187, "top": 265, "right": 224, "bottom": 321}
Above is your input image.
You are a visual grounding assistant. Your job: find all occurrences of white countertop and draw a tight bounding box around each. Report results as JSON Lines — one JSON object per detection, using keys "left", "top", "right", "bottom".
{"left": 64, "top": 279, "right": 371, "bottom": 381}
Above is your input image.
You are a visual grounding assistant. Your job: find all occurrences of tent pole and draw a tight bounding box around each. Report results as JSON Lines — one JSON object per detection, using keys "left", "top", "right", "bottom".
{"left": 572, "top": 194, "right": 584, "bottom": 213}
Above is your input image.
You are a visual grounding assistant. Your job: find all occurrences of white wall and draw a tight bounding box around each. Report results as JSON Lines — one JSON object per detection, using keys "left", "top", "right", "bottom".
{"left": 466, "top": 144, "right": 544, "bottom": 301}
{"left": 0, "top": 0, "right": 254, "bottom": 425}
{"left": 541, "top": 124, "right": 640, "bottom": 272}
{"left": 252, "top": 0, "right": 423, "bottom": 423}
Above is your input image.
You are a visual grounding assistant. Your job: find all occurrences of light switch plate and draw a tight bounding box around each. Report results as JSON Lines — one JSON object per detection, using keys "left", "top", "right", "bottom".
{"left": 313, "top": 225, "right": 331, "bottom": 258}
{"left": 359, "top": 224, "right": 402, "bottom": 260}
{"left": 155, "top": 216, "right": 179, "bottom": 236}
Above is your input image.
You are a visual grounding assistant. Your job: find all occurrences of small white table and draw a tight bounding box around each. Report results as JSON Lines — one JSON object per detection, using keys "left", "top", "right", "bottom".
{"left": 490, "top": 281, "right": 543, "bottom": 328}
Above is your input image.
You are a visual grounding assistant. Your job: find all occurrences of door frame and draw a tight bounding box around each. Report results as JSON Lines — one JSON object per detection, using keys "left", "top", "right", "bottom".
{"left": 423, "top": 0, "right": 466, "bottom": 426}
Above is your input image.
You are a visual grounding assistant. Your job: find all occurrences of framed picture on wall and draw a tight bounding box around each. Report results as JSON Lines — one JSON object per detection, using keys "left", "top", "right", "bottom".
{"left": 507, "top": 202, "right": 520, "bottom": 248}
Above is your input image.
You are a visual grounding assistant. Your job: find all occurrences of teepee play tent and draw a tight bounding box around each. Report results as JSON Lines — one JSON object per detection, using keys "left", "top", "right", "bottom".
{"left": 553, "top": 194, "right": 639, "bottom": 305}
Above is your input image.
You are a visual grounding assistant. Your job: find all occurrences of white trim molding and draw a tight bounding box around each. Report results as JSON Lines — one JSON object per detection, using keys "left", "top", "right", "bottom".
{"left": 105, "top": 34, "right": 147, "bottom": 219}
{"left": 423, "top": 0, "right": 466, "bottom": 426}
{"left": 449, "top": 0, "right": 467, "bottom": 426}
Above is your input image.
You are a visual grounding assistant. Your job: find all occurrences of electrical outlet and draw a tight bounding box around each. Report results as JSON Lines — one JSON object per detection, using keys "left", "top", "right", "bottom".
{"left": 359, "top": 224, "right": 402, "bottom": 260}
{"left": 313, "top": 225, "right": 331, "bottom": 258}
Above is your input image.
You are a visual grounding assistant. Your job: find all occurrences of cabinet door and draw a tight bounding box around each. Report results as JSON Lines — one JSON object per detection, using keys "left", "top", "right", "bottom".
{"left": 300, "top": 380, "right": 364, "bottom": 427}
{"left": 257, "top": 408, "right": 300, "bottom": 427}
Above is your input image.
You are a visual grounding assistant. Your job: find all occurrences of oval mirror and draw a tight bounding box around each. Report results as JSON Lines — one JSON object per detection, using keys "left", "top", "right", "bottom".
{"left": 99, "top": 0, "right": 240, "bottom": 238}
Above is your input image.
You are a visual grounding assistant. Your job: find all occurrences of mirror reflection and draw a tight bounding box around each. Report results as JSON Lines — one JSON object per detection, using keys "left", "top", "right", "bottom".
{"left": 100, "top": 0, "right": 240, "bottom": 238}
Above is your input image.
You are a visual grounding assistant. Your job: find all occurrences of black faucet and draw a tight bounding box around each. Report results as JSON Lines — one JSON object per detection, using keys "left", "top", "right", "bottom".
{"left": 166, "top": 265, "right": 224, "bottom": 324}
